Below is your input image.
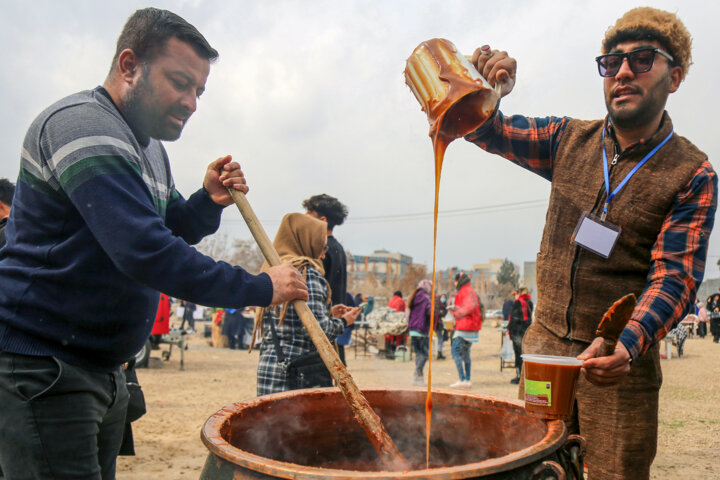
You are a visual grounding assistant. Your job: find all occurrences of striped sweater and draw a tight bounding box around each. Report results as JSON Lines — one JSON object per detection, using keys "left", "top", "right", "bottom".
{"left": 0, "top": 87, "right": 272, "bottom": 371}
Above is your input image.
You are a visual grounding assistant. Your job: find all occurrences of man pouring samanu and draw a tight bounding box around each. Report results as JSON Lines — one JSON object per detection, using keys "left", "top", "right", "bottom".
{"left": 464, "top": 7, "right": 716, "bottom": 480}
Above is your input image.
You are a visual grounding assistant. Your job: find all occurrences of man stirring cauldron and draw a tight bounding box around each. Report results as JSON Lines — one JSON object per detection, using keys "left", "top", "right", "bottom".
{"left": 0, "top": 8, "right": 309, "bottom": 480}
{"left": 465, "top": 7, "right": 716, "bottom": 479}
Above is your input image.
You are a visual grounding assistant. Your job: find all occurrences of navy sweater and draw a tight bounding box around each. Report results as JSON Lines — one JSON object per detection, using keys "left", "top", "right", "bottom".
{"left": 0, "top": 88, "right": 272, "bottom": 371}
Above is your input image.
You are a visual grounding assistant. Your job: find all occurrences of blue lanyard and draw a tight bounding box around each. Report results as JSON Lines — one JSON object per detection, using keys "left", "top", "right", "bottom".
{"left": 601, "top": 128, "right": 674, "bottom": 221}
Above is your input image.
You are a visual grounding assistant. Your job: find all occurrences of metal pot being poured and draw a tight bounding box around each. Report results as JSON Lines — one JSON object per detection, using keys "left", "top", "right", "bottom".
{"left": 405, "top": 38, "right": 500, "bottom": 142}
{"left": 199, "top": 388, "right": 585, "bottom": 479}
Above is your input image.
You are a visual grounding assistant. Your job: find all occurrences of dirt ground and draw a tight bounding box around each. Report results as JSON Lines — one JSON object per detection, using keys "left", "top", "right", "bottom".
{"left": 117, "top": 320, "right": 720, "bottom": 479}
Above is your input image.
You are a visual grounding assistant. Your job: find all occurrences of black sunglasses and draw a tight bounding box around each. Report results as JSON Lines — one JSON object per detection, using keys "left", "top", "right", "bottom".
{"left": 595, "top": 47, "right": 674, "bottom": 77}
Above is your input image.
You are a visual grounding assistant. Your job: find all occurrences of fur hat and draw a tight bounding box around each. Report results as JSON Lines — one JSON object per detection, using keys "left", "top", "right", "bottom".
{"left": 602, "top": 7, "right": 692, "bottom": 78}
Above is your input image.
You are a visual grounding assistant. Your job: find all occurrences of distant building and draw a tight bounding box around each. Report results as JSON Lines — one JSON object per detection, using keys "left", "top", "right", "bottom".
{"left": 348, "top": 249, "right": 413, "bottom": 283}
{"left": 348, "top": 252, "right": 542, "bottom": 305}
{"left": 471, "top": 258, "right": 504, "bottom": 297}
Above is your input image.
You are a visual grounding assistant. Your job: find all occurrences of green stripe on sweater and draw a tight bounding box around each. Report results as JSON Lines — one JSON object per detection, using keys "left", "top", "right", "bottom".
{"left": 19, "top": 167, "right": 66, "bottom": 199}
{"left": 60, "top": 155, "right": 141, "bottom": 196}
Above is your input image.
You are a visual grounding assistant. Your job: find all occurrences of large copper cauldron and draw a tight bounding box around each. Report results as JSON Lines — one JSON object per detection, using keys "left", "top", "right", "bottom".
{"left": 200, "top": 388, "right": 585, "bottom": 479}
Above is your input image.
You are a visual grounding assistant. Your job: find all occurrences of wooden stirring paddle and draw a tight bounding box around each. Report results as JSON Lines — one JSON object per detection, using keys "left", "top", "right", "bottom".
{"left": 595, "top": 293, "right": 637, "bottom": 357}
{"left": 228, "top": 188, "right": 410, "bottom": 471}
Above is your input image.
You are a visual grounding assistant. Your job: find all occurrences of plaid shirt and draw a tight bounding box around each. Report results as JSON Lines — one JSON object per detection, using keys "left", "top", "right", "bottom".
{"left": 256, "top": 268, "right": 345, "bottom": 396}
{"left": 466, "top": 110, "right": 717, "bottom": 360}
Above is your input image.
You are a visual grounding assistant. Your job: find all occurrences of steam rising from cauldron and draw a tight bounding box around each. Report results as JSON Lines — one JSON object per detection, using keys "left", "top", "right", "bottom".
{"left": 229, "top": 390, "right": 538, "bottom": 471}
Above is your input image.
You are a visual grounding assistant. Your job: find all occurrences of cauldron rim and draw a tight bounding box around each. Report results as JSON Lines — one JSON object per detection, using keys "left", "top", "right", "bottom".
{"left": 201, "top": 387, "right": 567, "bottom": 480}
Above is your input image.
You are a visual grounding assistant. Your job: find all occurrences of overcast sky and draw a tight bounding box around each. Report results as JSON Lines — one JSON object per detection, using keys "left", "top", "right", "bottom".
{"left": 2, "top": 0, "right": 719, "bottom": 276}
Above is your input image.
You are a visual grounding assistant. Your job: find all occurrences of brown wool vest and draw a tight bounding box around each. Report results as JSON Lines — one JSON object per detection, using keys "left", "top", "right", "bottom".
{"left": 535, "top": 113, "right": 707, "bottom": 343}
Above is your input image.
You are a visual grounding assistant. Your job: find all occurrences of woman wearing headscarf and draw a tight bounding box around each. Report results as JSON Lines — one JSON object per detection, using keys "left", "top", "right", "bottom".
{"left": 449, "top": 272, "right": 482, "bottom": 389}
{"left": 407, "top": 279, "right": 433, "bottom": 386}
{"left": 254, "top": 213, "right": 360, "bottom": 395}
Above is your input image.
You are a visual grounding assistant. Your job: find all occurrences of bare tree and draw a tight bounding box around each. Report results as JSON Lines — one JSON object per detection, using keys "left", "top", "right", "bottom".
{"left": 482, "top": 281, "right": 516, "bottom": 309}
{"left": 348, "top": 272, "right": 382, "bottom": 298}
{"left": 398, "top": 264, "right": 429, "bottom": 297}
{"left": 348, "top": 263, "right": 430, "bottom": 301}
{"left": 229, "top": 238, "right": 264, "bottom": 274}
{"left": 195, "top": 233, "right": 264, "bottom": 274}
{"left": 195, "top": 232, "right": 235, "bottom": 262}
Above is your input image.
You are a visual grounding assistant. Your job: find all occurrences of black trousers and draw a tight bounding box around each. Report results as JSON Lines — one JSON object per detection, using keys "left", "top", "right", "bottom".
{"left": 697, "top": 321, "right": 707, "bottom": 338}
{"left": 509, "top": 321, "right": 530, "bottom": 373}
{"left": 0, "top": 352, "right": 128, "bottom": 480}
{"left": 711, "top": 318, "right": 720, "bottom": 342}
{"left": 337, "top": 345, "right": 346, "bottom": 366}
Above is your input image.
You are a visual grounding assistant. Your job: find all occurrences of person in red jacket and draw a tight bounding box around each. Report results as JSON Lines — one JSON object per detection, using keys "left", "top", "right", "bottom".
{"left": 151, "top": 293, "right": 171, "bottom": 336}
{"left": 449, "top": 273, "right": 483, "bottom": 388}
{"left": 387, "top": 291, "right": 406, "bottom": 312}
{"left": 386, "top": 290, "right": 408, "bottom": 358}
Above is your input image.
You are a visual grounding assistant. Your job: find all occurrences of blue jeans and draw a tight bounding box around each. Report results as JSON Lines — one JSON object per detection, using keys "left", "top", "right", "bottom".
{"left": 451, "top": 336, "right": 472, "bottom": 381}
{"left": 0, "top": 352, "right": 128, "bottom": 480}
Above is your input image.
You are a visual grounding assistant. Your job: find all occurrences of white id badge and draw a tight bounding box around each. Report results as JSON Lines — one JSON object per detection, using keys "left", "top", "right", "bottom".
{"left": 571, "top": 211, "right": 621, "bottom": 259}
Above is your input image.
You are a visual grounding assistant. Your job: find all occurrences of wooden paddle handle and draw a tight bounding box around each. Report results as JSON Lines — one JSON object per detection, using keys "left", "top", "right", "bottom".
{"left": 227, "top": 188, "right": 410, "bottom": 471}
{"left": 598, "top": 339, "right": 617, "bottom": 357}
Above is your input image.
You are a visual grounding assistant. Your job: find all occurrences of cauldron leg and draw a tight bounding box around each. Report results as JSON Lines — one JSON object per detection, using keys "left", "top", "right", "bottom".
{"left": 199, "top": 453, "right": 232, "bottom": 480}
{"left": 531, "top": 460, "right": 566, "bottom": 479}
{"left": 199, "top": 453, "right": 273, "bottom": 480}
{"left": 558, "top": 434, "right": 587, "bottom": 480}
{"left": 530, "top": 460, "right": 567, "bottom": 480}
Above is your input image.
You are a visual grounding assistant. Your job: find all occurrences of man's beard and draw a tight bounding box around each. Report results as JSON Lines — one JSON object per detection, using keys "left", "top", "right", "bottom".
{"left": 606, "top": 73, "right": 670, "bottom": 130}
{"left": 123, "top": 67, "right": 183, "bottom": 142}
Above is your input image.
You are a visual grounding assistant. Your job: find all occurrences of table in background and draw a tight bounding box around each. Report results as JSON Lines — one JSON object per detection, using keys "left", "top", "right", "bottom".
{"left": 353, "top": 320, "right": 372, "bottom": 358}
